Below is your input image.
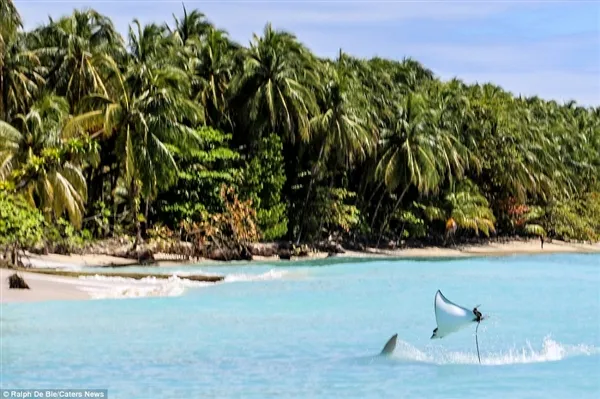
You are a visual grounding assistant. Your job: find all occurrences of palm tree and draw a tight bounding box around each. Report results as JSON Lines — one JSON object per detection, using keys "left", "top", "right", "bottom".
{"left": 466, "top": 85, "right": 553, "bottom": 206}
{"left": 127, "top": 19, "right": 172, "bottom": 68}
{"left": 228, "top": 23, "right": 319, "bottom": 145}
{"left": 0, "top": 95, "right": 67, "bottom": 175}
{"left": 0, "top": 0, "right": 22, "bottom": 51}
{"left": 185, "top": 27, "right": 237, "bottom": 128}
{"left": 311, "top": 56, "right": 375, "bottom": 168}
{"left": 374, "top": 91, "right": 474, "bottom": 245}
{"left": 0, "top": 32, "right": 45, "bottom": 122}
{"left": 1, "top": 0, "right": 43, "bottom": 122}
{"left": 395, "top": 57, "right": 435, "bottom": 93}
{"left": 0, "top": 95, "right": 93, "bottom": 227}
{"left": 27, "top": 8, "right": 125, "bottom": 110}
{"left": 295, "top": 55, "right": 374, "bottom": 242}
{"left": 65, "top": 54, "right": 203, "bottom": 246}
{"left": 508, "top": 204, "right": 546, "bottom": 238}
{"left": 421, "top": 179, "right": 496, "bottom": 241}
{"left": 169, "top": 5, "right": 212, "bottom": 45}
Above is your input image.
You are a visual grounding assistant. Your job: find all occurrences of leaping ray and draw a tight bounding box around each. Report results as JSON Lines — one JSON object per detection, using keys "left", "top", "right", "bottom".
{"left": 380, "top": 333, "right": 398, "bottom": 356}
{"left": 431, "top": 290, "right": 483, "bottom": 339}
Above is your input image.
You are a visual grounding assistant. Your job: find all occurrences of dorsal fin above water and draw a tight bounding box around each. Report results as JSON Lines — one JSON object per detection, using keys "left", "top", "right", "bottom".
{"left": 380, "top": 333, "right": 398, "bottom": 355}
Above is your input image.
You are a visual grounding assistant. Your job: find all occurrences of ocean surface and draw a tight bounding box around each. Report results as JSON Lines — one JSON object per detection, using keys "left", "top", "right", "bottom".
{"left": 2, "top": 253, "right": 599, "bottom": 398}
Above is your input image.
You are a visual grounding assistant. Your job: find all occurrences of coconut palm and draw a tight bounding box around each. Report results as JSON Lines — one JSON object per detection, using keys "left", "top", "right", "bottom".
{"left": 128, "top": 19, "right": 173, "bottom": 68}
{"left": 421, "top": 179, "right": 496, "bottom": 240}
{"left": 0, "top": 95, "right": 92, "bottom": 227}
{"left": 312, "top": 57, "right": 375, "bottom": 168}
{"left": 0, "top": 0, "right": 22, "bottom": 51}
{"left": 1, "top": 0, "right": 42, "bottom": 122}
{"left": 228, "top": 23, "right": 319, "bottom": 144}
{"left": 466, "top": 86, "right": 546, "bottom": 203}
{"left": 377, "top": 92, "right": 472, "bottom": 197}
{"left": 374, "top": 91, "right": 475, "bottom": 244}
{"left": 64, "top": 54, "right": 203, "bottom": 245}
{"left": 27, "top": 9, "right": 125, "bottom": 109}
{"left": 295, "top": 55, "right": 375, "bottom": 242}
{"left": 0, "top": 32, "right": 45, "bottom": 122}
{"left": 169, "top": 5, "right": 212, "bottom": 45}
{"left": 185, "top": 27, "right": 237, "bottom": 128}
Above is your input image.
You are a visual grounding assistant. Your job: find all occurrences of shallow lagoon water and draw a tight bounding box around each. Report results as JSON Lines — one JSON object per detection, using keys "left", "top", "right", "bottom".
{"left": 2, "top": 253, "right": 599, "bottom": 398}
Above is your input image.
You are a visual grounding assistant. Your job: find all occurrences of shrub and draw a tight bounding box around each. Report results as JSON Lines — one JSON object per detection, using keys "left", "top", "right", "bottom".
{"left": 0, "top": 189, "right": 45, "bottom": 265}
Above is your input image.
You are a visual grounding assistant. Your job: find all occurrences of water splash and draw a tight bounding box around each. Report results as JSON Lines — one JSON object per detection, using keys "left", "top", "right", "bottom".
{"left": 392, "top": 336, "right": 599, "bottom": 366}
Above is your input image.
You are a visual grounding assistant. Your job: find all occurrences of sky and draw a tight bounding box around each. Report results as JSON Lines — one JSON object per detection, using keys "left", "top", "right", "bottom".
{"left": 14, "top": 0, "right": 600, "bottom": 107}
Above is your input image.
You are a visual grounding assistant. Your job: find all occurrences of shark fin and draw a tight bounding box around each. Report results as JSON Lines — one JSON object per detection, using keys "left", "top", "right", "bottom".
{"left": 380, "top": 333, "right": 398, "bottom": 355}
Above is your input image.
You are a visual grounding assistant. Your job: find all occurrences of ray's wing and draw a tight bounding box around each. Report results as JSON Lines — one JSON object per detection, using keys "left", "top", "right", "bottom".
{"left": 434, "top": 290, "right": 477, "bottom": 332}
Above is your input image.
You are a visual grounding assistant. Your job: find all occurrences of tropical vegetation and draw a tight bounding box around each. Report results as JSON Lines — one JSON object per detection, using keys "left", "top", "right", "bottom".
{"left": 1, "top": 1, "right": 599, "bottom": 261}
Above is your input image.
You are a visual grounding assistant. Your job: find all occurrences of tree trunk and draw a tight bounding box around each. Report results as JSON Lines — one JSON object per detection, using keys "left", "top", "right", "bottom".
{"left": 282, "top": 141, "right": 301, "bottom": 241}
{"left": 356, "top": 178, "right": 380, "bottom": 211}
{"left": 315, "top": 176, "right": 335, "bottom": 241}
{"left": 365, "top": 181, "right": 383, "bottom": 208}
{"left": 376, "top": 185, "right": 410, "bottom": 248}
{"left": 11, "top": 244, "right": 17, "bottom": 266}
{"left": 87, "top": 169, "right": 103, "bottom": 220}
{"left": 109, "top": 166, "right": 118, "bottom": 236}
{"left": 1, "top": 68, "right": 8, "bottom": 121}
{"left": 0, "top": 69, "right": 4, "bottom": 120}
{"left": 295, "top": 140, "right": 326, "bottom": 245}
{"left": 130, "top": 179, "right": 142, "bottom": 250}
{"left": 369, "top": 190, "right": 386, "bottom": 233}
{"left": 141, "top": 199, "right": 149, "bottom": 239}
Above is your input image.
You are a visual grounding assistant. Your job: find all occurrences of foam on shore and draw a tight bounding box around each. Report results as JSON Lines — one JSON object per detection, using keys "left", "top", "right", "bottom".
{"left": 71, "top": 268, "right": 291, "bottom": 300}
{"left": 76, "top": 274, "right": 213, "bottom": 299}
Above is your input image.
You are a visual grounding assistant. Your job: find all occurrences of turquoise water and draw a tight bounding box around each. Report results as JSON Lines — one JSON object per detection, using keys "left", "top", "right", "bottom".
{"left": 2, "top": 254, "right": 599, "bottom": 398}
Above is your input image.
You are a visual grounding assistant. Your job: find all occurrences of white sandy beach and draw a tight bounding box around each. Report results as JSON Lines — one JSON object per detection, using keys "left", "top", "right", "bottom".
{"left": 1, "top": 239, "right": 598, "bottom": 304}
{"left": 0, "top": 267, "right": 91, "bottom": 303}
{"left": 20, "top": 252, "right": 140, "bottom": 268}
{"left": 361, "top": 239, "right": 600, "bottom": 257}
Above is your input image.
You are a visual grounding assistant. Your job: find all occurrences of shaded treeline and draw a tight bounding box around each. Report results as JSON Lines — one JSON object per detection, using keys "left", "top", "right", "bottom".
{"left": 1, "top": 2, "right": 599, "bottom": 253}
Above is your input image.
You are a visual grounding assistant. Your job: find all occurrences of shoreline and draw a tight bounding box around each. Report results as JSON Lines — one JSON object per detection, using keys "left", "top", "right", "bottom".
{"left": 16, "top": 237, "right": 600, "bottom": 267}
{"left": 1, "top": 239, "right": 598, "bottom": 304}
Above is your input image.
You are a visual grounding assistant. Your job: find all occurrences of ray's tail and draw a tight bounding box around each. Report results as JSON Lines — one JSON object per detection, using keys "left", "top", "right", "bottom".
{"left": 475, "top": 321, "right": 481, "bottom": 364}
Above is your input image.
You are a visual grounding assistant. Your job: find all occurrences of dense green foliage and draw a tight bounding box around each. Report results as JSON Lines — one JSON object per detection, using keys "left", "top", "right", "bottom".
{"left": 0, "top": 188, "right": 45, "bottom": 252}
{"left": 241, "top": 133, "right": 288, "bottom": 240}
{"left": 547, "top": 193, "right": 600, "bottom": 242}
{"left": 1, "top": 1, "right": 599, "bottom": 249}
{"left": 0, "top": 184, "right": 92, "bottom": 262}
{"left": 153, "top": 126, "right": 241, "bottom": 227}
